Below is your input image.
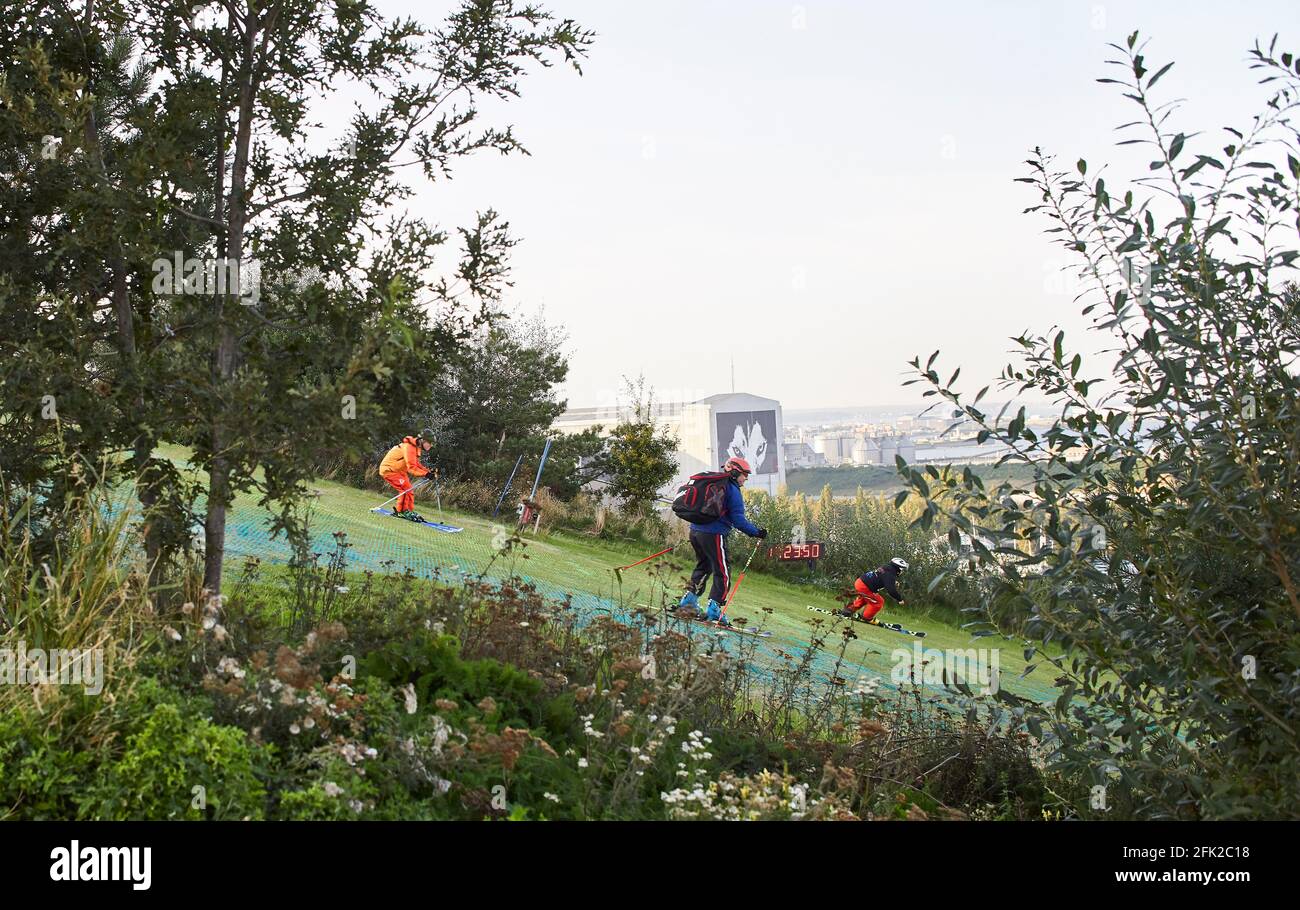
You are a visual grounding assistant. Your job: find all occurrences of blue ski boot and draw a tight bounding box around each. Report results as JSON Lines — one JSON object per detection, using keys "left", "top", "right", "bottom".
{"left": 704, "top": 599, "right": 723, "bottom": 622}
{"left": 678, "top": 591, "right": 701, "bottom": 616}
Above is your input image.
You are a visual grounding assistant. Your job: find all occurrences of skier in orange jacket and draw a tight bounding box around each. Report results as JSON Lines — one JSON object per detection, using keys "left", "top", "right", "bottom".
{"left": 380, "top": 429, "right": 434, "bottom": 521}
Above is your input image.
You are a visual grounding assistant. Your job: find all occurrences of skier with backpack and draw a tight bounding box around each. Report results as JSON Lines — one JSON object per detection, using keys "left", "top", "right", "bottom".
{"left": 840, "top": 558, "right": 909, "bottom": 621}
{"left": 379, "top": 429, "right": 435, "bottom": 522}
{"left": 672, "top": 456, "right": 768, "bottom": 625}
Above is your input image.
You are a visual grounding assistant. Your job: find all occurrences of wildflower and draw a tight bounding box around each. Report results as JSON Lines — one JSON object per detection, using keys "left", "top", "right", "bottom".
{"left": 544, "top": 792, "right": 560, "bottom": 803}
{"left": 577, "top": 757, "right": 589, "bottom": 769}
{"left": 323, "top": 782, "right": 343, "bottom": 797}
{"left": 401, "top": 683, "right": 418, "bottom": 715}
{"left": 216, "top": 657, "right": 245, "bottom": 679}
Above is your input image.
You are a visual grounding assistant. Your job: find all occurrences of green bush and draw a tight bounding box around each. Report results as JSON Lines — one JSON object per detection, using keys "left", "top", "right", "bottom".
{"left": 360, "top": 631, "right": 544, "bottom": 729}
{"left": 81, "top": 701, "right": 268, "bottom": 820}
{"left": 0, "top": 709, "right": 99, "bottom": 820}
{"left": 903, "top": 33, "right": 1300, "bottom": 818}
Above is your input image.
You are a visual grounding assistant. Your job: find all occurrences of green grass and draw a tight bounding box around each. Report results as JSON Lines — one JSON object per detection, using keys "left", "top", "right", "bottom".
{"left": 152, "top": 444, "right": 1064, "bottom": 702}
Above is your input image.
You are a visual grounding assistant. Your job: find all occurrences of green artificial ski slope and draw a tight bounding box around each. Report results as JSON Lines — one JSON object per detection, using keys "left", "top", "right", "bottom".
{"left": 152, "top": 445, "right": 1063, "bottom": 704}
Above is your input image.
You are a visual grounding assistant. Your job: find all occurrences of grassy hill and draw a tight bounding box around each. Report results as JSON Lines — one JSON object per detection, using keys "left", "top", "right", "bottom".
{"left": 154, "top": 445, "right": 1062, "bottom": 703}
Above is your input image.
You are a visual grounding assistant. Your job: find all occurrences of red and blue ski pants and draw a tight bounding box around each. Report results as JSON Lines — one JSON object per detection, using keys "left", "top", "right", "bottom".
{"left": 850, "top": 577, "right": 885, "bottom": 621}
{"left": 687, "top": 530, "right": 731, "bottom": 604}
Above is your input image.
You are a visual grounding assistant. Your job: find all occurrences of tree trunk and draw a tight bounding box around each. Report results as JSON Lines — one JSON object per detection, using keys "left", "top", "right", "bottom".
{"left": 203, "top": 11, "right": 260, "bottom": 595}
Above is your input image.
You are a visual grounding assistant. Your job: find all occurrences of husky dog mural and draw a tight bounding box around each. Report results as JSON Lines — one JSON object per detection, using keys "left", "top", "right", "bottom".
{"left": 716, "top": 410, "right": 778, "bottom": 475}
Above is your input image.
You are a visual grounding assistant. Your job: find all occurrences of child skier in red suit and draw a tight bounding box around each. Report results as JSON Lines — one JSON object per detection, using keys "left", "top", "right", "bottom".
{"left": 842, "top": 558, "right": 909, "bottom": 621}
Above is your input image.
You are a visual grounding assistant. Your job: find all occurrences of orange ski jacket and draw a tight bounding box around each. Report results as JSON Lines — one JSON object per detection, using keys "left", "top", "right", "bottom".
{"left": 380, "top": 437, "right": 430, "bottom": 479}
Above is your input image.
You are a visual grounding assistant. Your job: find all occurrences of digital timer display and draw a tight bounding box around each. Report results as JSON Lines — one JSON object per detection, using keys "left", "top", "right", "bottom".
{"left": 768, "top": 542, "right": 824, "bottom": 561}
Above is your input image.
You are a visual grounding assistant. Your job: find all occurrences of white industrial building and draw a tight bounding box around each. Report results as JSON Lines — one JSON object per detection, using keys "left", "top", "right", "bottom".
{"left": 553, "top": 392, "right": 786, "bottom": 498}
{"left": 782, "top": 441, "right": 826, "bottom": 469}
{"left": 802, "top": 431, "right": 917, "bottom": 467}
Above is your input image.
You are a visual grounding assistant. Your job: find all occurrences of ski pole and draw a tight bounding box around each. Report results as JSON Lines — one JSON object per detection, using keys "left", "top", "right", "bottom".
{"left": 433, "top": 467, "right": 443, "bottom": 519}
{"left": 612, "top": 545, "right": 677, "bottom": 573}
{"left": 372, "top": 476, "right": 432, "bottom": 511}
{"left": 722, "top": 537, "right": 764, "bottom": 615}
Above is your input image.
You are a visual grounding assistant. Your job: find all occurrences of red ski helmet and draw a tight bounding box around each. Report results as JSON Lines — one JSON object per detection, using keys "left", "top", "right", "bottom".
{"left": 724, "top": 456, "right": 752, "bottom": 476}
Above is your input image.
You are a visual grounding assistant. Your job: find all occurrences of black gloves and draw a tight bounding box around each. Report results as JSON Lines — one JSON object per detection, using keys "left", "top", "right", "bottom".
{"left": 756, "top": 528, "right": 769, "bottom": 539}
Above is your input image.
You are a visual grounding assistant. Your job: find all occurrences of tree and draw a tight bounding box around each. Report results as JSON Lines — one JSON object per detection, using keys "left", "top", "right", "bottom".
{"left": 599, "top": 378, "right": 678, "bottom": 513}
{"left": 815, "top": 483, "right": 837, "bottom": 540}
{"left": 902, "top": 32, "right": 1300, "bottom": 818}
{"left": 0, "top": 4, "right": 219, "bottom": 583}
{"left": 421, "top": 318, "right": 603, "bottom": 497}
{"left": 1, "top": 1, "right": 594, "bottom": 595}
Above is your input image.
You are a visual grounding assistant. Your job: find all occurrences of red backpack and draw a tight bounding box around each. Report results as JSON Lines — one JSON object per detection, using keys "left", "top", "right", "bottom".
{"left": 671, "top": 472, "right": 730, "bottom": 524}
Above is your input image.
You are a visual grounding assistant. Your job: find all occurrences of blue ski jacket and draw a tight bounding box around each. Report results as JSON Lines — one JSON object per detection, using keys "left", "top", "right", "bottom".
{"left": 689, "top": 481, "right": 761, "bottom": 537}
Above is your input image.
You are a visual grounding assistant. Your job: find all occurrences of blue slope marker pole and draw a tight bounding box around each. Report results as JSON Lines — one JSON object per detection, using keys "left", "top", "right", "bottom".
{"left": 528, "top": 438, "right": 553, "bottom": 500}
{"left": 492, "top": 454, "right": 524, "bottom": 518}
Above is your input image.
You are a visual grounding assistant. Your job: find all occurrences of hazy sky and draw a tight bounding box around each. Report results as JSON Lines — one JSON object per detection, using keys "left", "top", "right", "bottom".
{"left": 381, "top": 0, "right": 1296, "bottom": 410}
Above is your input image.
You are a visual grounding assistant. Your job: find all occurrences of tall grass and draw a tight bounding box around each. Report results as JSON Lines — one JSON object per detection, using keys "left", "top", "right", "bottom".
{"left": 0, "top": 488, "right": 142, "bottom": 653}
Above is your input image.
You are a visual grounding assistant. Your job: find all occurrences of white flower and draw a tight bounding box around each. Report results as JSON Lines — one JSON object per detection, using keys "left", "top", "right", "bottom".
{"left": 216, "top": 657, "right": 245, "bottom": 679}
{"left": 323, "top": 781, "right": 343, "bottom": 797}
{"left": 577, "top": 757, "right": 589, "bottom": 769}
{"left": 401, "top": 683, "right": 418, "bottom": 715}
{"left": 543, "top": 792, "right": 560, "bottom": 803}
{"left": 289, "top": 723, "right": 301, "bottom": 735}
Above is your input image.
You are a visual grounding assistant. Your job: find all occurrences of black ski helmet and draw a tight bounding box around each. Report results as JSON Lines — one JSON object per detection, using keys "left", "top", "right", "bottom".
{"left": 419, "top": 428, "right": 436, "bottom": 444}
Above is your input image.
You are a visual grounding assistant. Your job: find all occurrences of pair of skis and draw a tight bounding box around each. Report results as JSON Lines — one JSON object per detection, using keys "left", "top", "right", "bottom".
{"left": 638, "top": 604, "right": 773, "bottom": 637}
{"left": 805, "top": 605, "right": 926, "bottom": 638}
{"left": 370, "top": 507, "right": 462, "bottom": 534}
{"left": 682, "top": 610, "right": 773, "bottom": 638}
{"left": 371, "top": 467, "right": 462, "bottom": 532}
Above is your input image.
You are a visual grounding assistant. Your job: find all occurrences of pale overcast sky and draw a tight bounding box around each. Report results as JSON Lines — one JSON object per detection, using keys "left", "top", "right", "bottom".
{"left": 379, "top": 0, "right": 1296, "bottom": 410}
